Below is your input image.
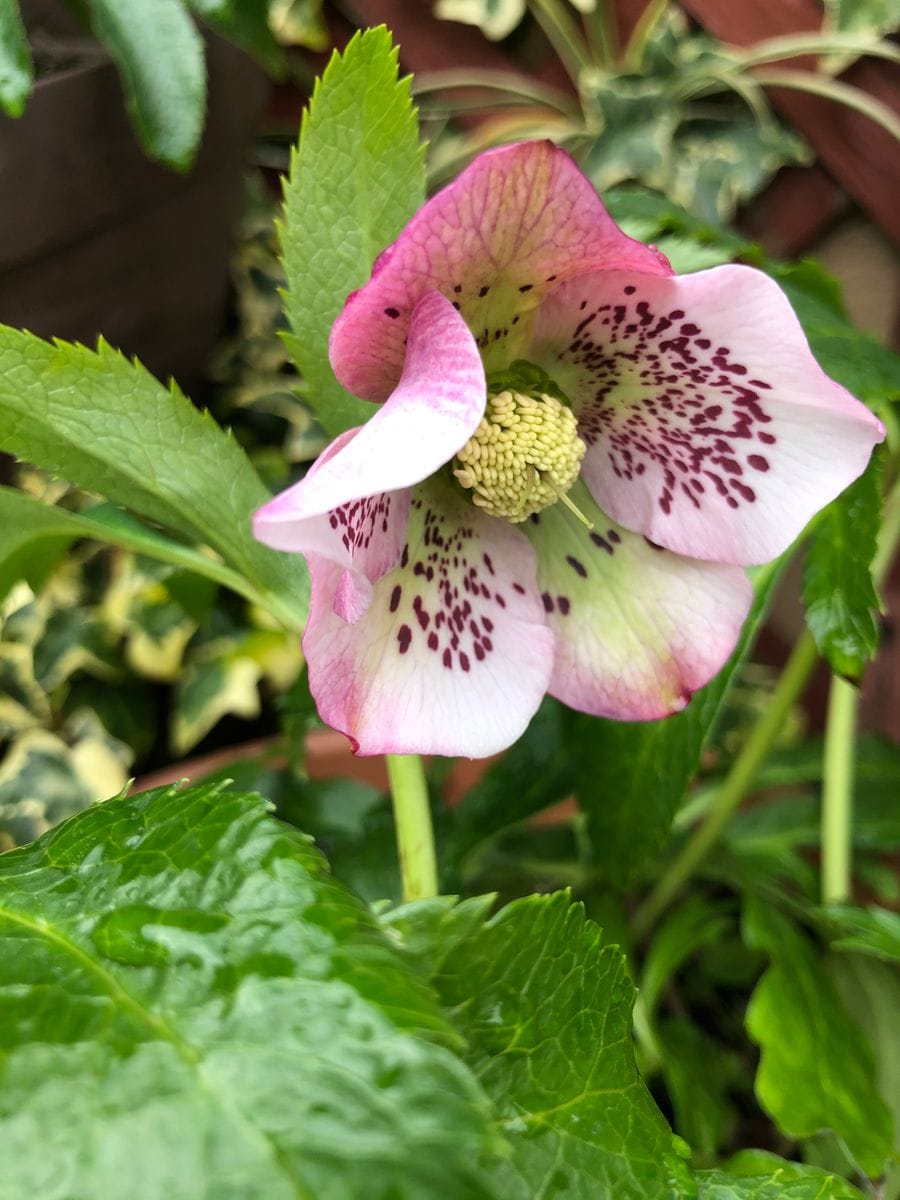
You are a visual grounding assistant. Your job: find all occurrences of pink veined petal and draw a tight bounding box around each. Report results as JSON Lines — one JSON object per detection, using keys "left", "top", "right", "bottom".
{"left": 255, "top": 290, "right": 486, "bottom": 540}
{"left": 530, "top": 264, "right": 885, "bottom": 566}
{"left": 523, "top": 482, "right": 752, "bottom": 720}
{"left": 302, "top": 478, "right": 555, "bottom": 757}
{"left": 330, "top": 140, "right": 671, "bottom": 403}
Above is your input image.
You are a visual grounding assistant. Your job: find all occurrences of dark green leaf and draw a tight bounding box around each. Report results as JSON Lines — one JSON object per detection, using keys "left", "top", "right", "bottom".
{"left": 0, "top": 780, "right": 500, "bottom": 1198}
{"left": 743, "top": 898, "right": 893, "bottom": 1177}
{"left": 280, "top": 27, "right": 425, "bottom": 435}
{"left": 640, "top": 895, "right": 733, "bottom": 1018}
{"left": 87, "top": 0, "right": 206, "bottom": 169}
{"left": 0, "top": 0, "right": 31, "bottom": 116}
{"left": 656, "top": 1017, "right": 734, "bottom": 1162}
{"left": 189, "top": 0, "right": 287, "bottom": 75}
{"left": 819, "top": 905, "right": 900, "bottom": 963}
{"left": 442, "top": 697, "right": 575, "bottom": 885}
{"left": 573, "top": 556, "right": 785, "bottom": 887}
{"left": 803, "top": 455, "right": 882, "bottom": 681}
{"left": 0, "top": 335, "right": 308, "bottom": 629}
{"left": 385, "top": 892, "right": 696, "bottom": 1199}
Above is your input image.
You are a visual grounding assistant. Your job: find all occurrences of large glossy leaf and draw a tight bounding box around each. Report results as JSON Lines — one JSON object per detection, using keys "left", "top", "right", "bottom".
{"left": 384, "top": 892, "right": 696, "bottom": 1199}
{"left": 280, "top": 27, "right": 425, "bottom": 435}
{"left": 0, "top": 780, "right": 500, "bottom": 1199}
{"left": 697, "top": 1151, "right": 864, "bottom": 1198}
{"left": 0, "top": 0, "right": 31, "bottom": 117}
{"left": 744, "top": 898, "right": 894, "bottom": 1177}
{"left": 0, "top": 332, "right": 308, "bottom": 630}
{"left": 571, "top": 556, "right": 784, "bottom": 887}
{"left": 86, "top": 0, "right": 205, "bottom": 169}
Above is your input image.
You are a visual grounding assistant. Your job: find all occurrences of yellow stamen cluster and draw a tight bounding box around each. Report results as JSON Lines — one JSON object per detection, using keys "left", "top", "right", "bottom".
{"left": 453, "top": 390, "right": 586, "bottom": 522}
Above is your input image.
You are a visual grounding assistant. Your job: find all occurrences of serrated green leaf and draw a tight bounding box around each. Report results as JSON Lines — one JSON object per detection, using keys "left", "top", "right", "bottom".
{"left": 697, "top": 1152, "right": 865, "bottom": 1198}
{"left": 0, "top": 0, "right": 32, "bottom": 117}
{"left": 803, "top": 455, "right": 882, "bottom": 680}
{"left": 385, "top": 892, "right": 697, "bottom": 1199}
{"left": 572, "top": 555, "right": 785, "bottom": 887}
{"left": 86, "top": 0, "right": 206, "bottom": 169}
{"left": 744, "top": 898, "right": 894, "bottom": 1177}
{"left": 281, "top": 27, "right": 425, "bottom": 435}
{"left": 0, "top": 780, "right": 500, "bottom": 1198}
{"left": 0, "top": 336, "right": 308, "bottom": 629}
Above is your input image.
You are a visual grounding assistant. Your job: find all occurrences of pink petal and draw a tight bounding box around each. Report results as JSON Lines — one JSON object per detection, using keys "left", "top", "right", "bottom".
{"left": 523, "top": 483, "right": 752, "bottom": 720}
{"left": 531, "top": 264, "right": 885, "bottom": 565}
{"left": 303, "top": 479, "right": 554, "bottom": 757}
{"left": 330, "top": 140, "right": 671, "bottom": 403}
{"left": 255, "top": 291, "right": 485, "bottom": 543}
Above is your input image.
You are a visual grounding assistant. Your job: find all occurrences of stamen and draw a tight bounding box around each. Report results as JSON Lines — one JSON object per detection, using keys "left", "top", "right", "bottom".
{"left": 453, "top": 390, "right": 586, "bottom": 523}
{"left": 557, "top": 490, "right": 594, "bottom": 530}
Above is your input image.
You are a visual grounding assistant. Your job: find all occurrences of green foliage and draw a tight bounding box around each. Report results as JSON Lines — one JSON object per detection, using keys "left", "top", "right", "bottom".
{"left": 0, "top": 780, "right": 499, "bottom": 1199}
{"left": 386, "top": 892, "right": 697, "bottom": 1199}
{"left": 189, "top": 0, "right": 287, "bottom": 74}
{"left": 803, "top": 457, "right": 882, "bottom": 681}
{"left": 0, "top": 0, "right": 30, "bottom": 117}
{"left": 0, "top": 330, "right": 308, "bottom": 630}
{"left": 86, "top": 0, "right": 205, "bottom": 170}
{"left": 280, "top": 27, "right": 426, "bottom": 435}
{"left": 571, "top": 555, "right": 785, "bottom": 887}
{"left": 696, "top": 1154, "right": 865, "bottom": 1198}
{"left": 744, "top": 899, "right": 894, "bottom": 1178}
{"left": 433, "top": 0, "right": 526, "bottom": 41}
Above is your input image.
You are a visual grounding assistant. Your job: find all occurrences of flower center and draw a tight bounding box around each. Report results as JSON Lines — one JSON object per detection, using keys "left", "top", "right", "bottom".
{"left": 453, "top": 390, "right": 586, "bottom": 523}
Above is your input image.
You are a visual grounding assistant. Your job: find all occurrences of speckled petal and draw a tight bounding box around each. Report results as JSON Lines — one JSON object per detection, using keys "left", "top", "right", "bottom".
{"left": 530, "top": 264, "right": 885, "bottom": 565}
{"left": 330, "top": 140, "right": 670, "bottom": 403}
{"left": 523, "top": 482, "right": 752, "bottom": 720}
{"left": 302, "top": 477, "right": 554, "bottom": 757}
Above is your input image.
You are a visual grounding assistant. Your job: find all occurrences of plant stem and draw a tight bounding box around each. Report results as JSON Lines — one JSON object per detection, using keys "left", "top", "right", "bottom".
{"left": 821, "top": 675, "right": 857, "bottom": 904}
{"left": 386, "top": 754, "right": 439, "bottom": 902}
{"left": 529, "top": 0, "right": 590, "bottom": 87}
{"left": 632, "top": 631, "right": 820, "bottom": 939}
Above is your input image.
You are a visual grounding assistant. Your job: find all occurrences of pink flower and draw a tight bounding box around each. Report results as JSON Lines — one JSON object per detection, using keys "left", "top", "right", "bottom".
{"left": 254, "top": 141, "right": 883, "bottom": 757}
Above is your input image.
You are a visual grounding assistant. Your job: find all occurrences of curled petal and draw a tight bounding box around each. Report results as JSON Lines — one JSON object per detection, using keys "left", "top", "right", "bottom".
{"left": 523, "top": 483, "right": 752, "bottom": 720}
{"left": 531, "top": 265, "right": 885, "bottom": 565}
{"left": 330, "top": 140, "right": 670, "bottom": 402}
{"left": 303, "top": 479, "right": 554, "bottom": 757}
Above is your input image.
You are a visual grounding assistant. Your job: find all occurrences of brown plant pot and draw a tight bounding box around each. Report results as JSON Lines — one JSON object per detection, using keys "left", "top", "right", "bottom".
{"left": 0, "top": 18, "right": 268, "bottom": 392}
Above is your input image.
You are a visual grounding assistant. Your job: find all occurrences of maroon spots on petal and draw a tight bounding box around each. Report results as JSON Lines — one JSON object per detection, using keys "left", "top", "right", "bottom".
{"left": 442, "top": 648, "right": 452, "bottom": 669}
{"left": 542, "top": 592, "right": 554, "bottom": 613}
{"left": 590, "top": 532, "right": 614, "bottom": 555}
{"left": 566, "top": 555, "right": 587, "bottom": 577}
{"left": 453, "top": 283, "right": 462, "bottom": 294}
{"left": 748, "top": 454, "right": 769, "bottom": 471}
{"left": 557, "top": 596, "right": 571, "bottom": 615}
{"left": 758, "top": 432, "right": 776, "bottom": 444}
{"left": 478, "top": 285, "right": 490, "bottom": 297}
{"left": 518, "top": 283, "right": 533, "bottom": 293}
{"left": 459, "top": 652, "right": 470, "bottom": 672}
{"left": 397, "top": 625, "right": 412, "bottom": 654}
{"left": 474, "top": 642, "right": 485, "bottom": 660}
{"left": 389, "top": 585, "right": 402, "bottom": 613}
{"left": 384, "top": 307, "right": 399, "bottom": 319}
{"left": 427, "top": 632, "right": 439, "bottom": 651}
{"left": 452, "top": 301, "right": 461, "bottom": 311}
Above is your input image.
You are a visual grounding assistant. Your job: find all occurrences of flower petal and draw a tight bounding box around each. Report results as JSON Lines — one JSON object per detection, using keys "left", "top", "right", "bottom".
{"left": 523, "top": 482, "right": 752, "bottom": 720}
{"left": 303, "top": 479, "right": 554, "bottom": 756}
{"left": 330, "top": 140, "right": 670, "bottom": 402}
{"left": 531, "top": 265, "right": 885, "bottom": 565}
{"left": 255, "top": 290, "right": 486, "bottom": 552}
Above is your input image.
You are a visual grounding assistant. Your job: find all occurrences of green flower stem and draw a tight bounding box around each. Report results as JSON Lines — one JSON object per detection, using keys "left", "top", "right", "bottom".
{"left": 819, "top": 466, "right": 900, "bottom": 905}
{"left": 632, "top": 631, "right": 820, "bottom": 940}
{"left": 821, "top": 675, "right": 857, "bottom": 904}
{"left": 386, "top": 754, "right": 439, "bottom": 902}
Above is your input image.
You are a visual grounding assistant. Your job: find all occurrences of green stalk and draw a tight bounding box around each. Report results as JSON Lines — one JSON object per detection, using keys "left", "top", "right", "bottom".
{"left": 528, "top": 0, "right": 591, "bottom": 86}
{"left": 386, "top": 754, "right": 439, "bottom": 902}
{"left": 632, "top": 631, "right": 820, "bottom": 939}
{"left": 821, "top": 675, "right": 857, "bottom": 904}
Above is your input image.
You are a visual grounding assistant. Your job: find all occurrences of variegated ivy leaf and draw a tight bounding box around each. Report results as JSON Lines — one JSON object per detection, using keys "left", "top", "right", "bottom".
{"left": 433, "top": 0, "right": 526, "bottom": 40}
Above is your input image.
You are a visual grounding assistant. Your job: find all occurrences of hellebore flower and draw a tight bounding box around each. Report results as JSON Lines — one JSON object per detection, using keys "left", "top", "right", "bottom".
{"left": 254, "top": 141, "right": 883, "bottom": 757}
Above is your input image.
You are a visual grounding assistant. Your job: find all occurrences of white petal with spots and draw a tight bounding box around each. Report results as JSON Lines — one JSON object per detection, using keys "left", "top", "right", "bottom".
{"left": 302, "top": 479, "right": 554, "bottom": 756}
{"left": 531, "top": 265, "right": 884, "bottom": 565}
{"left": 523, "top": 483, "right": 752, "bottom": 720}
